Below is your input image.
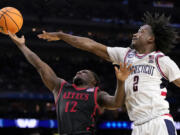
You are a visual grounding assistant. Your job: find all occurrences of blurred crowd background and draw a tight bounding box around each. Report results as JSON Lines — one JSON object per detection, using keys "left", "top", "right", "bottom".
{"left": 0, "top": 0, "right": 180, "bottom": 134}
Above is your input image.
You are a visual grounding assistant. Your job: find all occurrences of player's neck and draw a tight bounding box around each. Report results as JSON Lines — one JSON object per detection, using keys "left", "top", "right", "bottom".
{"left": 136, "top": 46, "right": 155, "bottom": 54}
{"left": 76, "top": 84, "right": 93, "bottom": 89}
{"left": 136, "top": 50, "right": 153, "bottom": 54}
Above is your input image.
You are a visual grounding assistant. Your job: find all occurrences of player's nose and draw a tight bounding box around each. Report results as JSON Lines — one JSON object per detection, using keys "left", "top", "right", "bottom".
{"left": 132, "top": 34, "right": 137, "bottom": 40}
{"left": 76, "top": 71, "right": 82, "bottom": 75}
{"left": 133, "top": 33, "right": 138, "bottom": 37}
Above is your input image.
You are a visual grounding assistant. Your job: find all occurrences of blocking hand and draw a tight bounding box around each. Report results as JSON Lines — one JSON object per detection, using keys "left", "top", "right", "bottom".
{"left": 114, "top": 63, "right": 134, "bottom": 82}
{"left": 37, "top": 30, "right": 61, "bottom": 41}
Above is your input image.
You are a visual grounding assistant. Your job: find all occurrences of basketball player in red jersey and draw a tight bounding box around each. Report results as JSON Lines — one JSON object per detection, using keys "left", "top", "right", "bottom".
{"left": 8, "top": 32, "right": 133, "bottom": 135}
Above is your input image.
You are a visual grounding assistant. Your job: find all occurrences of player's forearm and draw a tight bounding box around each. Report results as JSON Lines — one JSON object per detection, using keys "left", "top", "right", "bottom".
{"left": 57, "top": 32, "right": 110, "bottom": 61}
{"left": 18, "top": 45, "right": 44, "bottom": 70}
{"left": 57, "top": 32, "right": 94, "bottom": 51}
{"left": 113, "top": 80, "right": 125, "bottom": 107}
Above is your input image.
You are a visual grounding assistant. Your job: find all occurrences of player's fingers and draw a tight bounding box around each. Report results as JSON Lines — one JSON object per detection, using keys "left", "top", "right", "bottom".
{"left": 127, "top": 64, "right": 132, "bottom": 70}
{"left": 114, "top": 66, "right": 119, "bottom": 73}
{"left": 8, "top": 31, "right": 17, "bottom": 39}
{"left": 8, "top": 31, "right": 12, "bottom": 38}
{"left": 129, "top": 66, "right": 135, "bottom": 73}
{"left": 38, "top": 34, "right": 47, "bottom": 39}
{"left": 47, "top": 39, "right": 54, "bottom": 42}
{"left": 8, "top": 31, "right": 13, "bottom": 36}
{"left": 124, "top": 62, "right": 127, "bottom": 69}
{"left": 42, "top": 30, "right": 46, "bottom": 34}
{"left": 38, "top": 34, "right": 48, "bottom": 39}
{"left": 119, "top": 62, "right": 123, "bottom": 69}
{"left": 37, "top": 34, "right": 42, "bottom": 38}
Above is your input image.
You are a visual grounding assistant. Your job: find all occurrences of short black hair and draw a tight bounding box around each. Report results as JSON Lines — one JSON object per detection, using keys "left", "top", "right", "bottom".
{"left": 143, "top": 12, "right": 177, "bottom": 54}
{"left": 90, "top": 70, "right": 100, "bottom": 86}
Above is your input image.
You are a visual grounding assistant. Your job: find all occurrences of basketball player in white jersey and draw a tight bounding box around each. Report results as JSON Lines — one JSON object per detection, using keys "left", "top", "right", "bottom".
{"left": 38, "top": 12, "right": 180, "bottom": 135}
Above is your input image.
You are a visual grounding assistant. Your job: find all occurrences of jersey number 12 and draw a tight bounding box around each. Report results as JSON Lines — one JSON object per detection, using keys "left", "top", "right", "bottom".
{"left": 65, "top": 101, "right": 77, "bottom": 112}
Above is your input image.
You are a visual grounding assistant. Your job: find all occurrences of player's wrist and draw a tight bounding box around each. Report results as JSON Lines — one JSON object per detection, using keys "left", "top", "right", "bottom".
{"left": 57, "top": 31, "right": 64, "bottom": 37}
{"left": 117, "top": 79, "right": 125, "bottom": 83}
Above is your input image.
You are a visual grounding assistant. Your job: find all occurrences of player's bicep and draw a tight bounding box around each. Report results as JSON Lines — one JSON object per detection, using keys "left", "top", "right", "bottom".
{"left": 85, "top": 38, "right": 110, "bottom": 61}
{"left": 37, "top": 62, "right": 63, "bottom": 92}
{"left": 92, "top": 42, "right": 111, "bottom": 61}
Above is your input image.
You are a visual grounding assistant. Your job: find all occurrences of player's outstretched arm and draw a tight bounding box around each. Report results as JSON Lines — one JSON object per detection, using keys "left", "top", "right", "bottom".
{"left": 8, "top": 32, "right": 64, "bottom": 93}
{"left": 97, "top": 63, "right": 133, "bottom": 110}
{"left": 38, "top": 31, "right": 111, "bottom": 61}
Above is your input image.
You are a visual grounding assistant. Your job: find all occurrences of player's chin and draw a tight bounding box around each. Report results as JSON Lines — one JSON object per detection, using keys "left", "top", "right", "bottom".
{"left": 130, "top": 43, "right": 135, "bottom": 49}
{"left": 73, "top": 77, "right": 84, "bottom": 85}
{"left": 131, "top": 41, "right": 139, "bottom": 49}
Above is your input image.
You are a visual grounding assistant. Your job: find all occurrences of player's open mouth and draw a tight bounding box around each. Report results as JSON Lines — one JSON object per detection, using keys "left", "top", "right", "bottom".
{"left": 132, "top": 37, "right": 137, "bottom": 41}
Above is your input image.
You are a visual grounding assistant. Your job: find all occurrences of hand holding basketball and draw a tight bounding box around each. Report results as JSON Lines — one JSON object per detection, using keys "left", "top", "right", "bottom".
{"left": 0, "top": 7, "right": 23, "bottom": 34}
{"left": 38, "top": 31, "right": 61, "bottom": 41}
{"left": 8, "top": 32, "right": 25, "bottom": 47}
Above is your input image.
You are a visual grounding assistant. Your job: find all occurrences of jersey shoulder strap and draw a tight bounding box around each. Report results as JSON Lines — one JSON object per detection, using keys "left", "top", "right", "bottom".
{"left": 155, "top": 52, "right": 168, "bottom": 80}
{"left": 124, "top": 48, "right": 135, "bottom": 63}
{"left": 55, "top": 81, "right": 67, "bottom": 105}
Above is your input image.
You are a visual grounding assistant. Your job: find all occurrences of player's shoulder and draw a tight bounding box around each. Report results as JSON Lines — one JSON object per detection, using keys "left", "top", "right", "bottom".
{"left": 108, "top": 46, "right": 130, "bottom": 52}
{"left": 60, "top": 81, "right": 72, "bottom": 88}
{"left": 156, "top": 53, "right": 174, "bottom": 64}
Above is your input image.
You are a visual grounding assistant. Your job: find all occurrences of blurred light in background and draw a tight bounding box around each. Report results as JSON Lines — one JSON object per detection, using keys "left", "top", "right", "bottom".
{"left": 0, "top": 118, "right": 179, "bottom": 130}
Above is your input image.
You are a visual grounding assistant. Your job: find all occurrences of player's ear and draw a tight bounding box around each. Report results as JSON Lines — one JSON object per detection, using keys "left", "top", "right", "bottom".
{"left": 148, "top": 35, "right": 155, "bottom": 43}
{"left": 92, "top": 79, "right": 97, "bottom": 86}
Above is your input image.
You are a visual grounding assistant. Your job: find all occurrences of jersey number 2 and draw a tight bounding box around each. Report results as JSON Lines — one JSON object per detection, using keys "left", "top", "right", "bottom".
{"left": 65, "top": 101, "right": 77, "bottom": 112}
{"left": 133, "top": 76, "right": 139, "bottom": 92}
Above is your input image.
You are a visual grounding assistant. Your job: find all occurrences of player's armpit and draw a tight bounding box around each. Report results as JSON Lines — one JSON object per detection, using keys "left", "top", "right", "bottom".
{"left": 37, "top": 62, "right": 65, "bottom": 93}
{"left": 97, "top": 91, "right": 122, "bottom": 110}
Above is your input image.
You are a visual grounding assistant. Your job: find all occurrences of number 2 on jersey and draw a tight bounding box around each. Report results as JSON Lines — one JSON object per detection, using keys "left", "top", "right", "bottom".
{"left": 65, "top": 101, "right": 77, "bottom": 112}
{"left": 133, "top": 76, "right": 139, "bottom": 92}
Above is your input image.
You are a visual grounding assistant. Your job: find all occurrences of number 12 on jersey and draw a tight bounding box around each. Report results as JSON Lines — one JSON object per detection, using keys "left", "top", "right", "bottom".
{"left": 65, "top": 101, "right": 78, "bottom": 112}
{"left": 133, "top": 76, "right": 139, "bottom": 92}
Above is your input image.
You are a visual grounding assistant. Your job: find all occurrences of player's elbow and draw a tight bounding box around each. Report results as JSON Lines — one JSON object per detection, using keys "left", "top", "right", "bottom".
{"left": 78, "top": 37, "right": 96, "bottom": 51}
{"left": 105, "top": 104, "right": 122, "bottom": 110}
{"left": 113, "top": 99, "right": 124, "bottom": 108}
{"left": 36, "top": 62, "right": 47, "bottom": 74}
{"left": 114, "top": 103, "right": 123, "bottom": 108}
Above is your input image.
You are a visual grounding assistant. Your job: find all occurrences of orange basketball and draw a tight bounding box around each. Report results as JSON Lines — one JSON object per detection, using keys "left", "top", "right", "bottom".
{"left": 0, "top": 7, "right": 23, "bottom": 34}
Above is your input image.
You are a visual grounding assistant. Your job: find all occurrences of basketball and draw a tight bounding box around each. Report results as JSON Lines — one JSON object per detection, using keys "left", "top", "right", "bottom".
{"left": 0, "top": 7, "right": 23, "bottom": 34}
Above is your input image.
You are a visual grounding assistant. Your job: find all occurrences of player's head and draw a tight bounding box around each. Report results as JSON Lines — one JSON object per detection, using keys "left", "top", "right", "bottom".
{"left": 131, "top": 24, "right": 154, "bottom": 51}
{"left": 131, "top": 12, "right": 177, "bottom": 54}
{"left": 73, "top": 70, "right": 100, "bottom": 87}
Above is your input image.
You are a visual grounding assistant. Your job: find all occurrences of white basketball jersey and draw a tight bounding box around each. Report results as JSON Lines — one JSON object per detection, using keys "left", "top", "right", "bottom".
{"left": 107, "top": 47, "right": 180, "bottom": 125}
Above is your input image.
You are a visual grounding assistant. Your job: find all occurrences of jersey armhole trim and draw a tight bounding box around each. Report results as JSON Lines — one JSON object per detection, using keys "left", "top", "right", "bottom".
{"left": 155, "top": 55, "right": 168, "bottom": 80}
{"left": 124, "top": 49, "right": 131, "bottom": 63}
{"left": 91, "top": 87, "right": 100, "bottom": 118}
{"left": 55, "top": 81, "right": 67, "bottom": 105}
{"left": 94, "top": 87, "right": 99, "bottom": 105}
